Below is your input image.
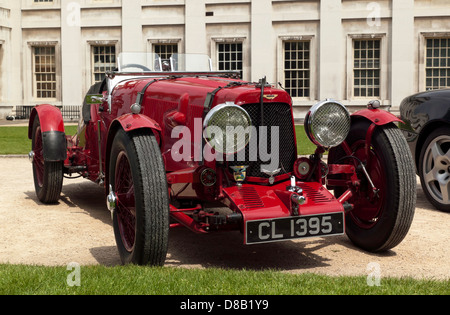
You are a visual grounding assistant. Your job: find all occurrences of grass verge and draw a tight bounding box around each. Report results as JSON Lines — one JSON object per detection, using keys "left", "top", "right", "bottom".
{"left": 0, "top": 264, "right": 448, "bottom": 295}
{"left": 0, "top": 125, "right": 78, "bottom": 155}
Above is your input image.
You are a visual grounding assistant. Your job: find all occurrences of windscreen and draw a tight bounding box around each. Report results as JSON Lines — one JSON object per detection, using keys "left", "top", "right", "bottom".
{"left": 117, "top": 53, "right": 212, "bottom": 72}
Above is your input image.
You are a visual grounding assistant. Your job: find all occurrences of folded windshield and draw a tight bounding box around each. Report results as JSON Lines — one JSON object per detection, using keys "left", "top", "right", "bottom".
{"left": 118, "top": 53, "right": 213, "bottom": 72}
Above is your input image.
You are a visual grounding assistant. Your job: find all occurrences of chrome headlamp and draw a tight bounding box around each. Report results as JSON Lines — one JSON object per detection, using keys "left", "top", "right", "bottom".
{"left": 203, "top": 103, "right": 252, "bottom": 155}
{"left": 305, "top": 100, "right": 351, "bottom": 149}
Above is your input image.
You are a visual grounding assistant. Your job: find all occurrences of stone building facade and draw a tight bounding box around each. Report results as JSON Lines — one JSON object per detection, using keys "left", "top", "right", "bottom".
{"left": 0, "top": 0, "right": 450, "bottom": 120}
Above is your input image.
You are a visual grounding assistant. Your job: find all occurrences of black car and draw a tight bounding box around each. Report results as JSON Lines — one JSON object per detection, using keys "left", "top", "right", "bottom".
{"left": 399, "top": 89, "right": 450, "bottom": 212}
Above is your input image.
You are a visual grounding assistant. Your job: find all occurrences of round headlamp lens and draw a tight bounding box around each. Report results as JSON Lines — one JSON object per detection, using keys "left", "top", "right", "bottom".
{"left": 305, "top": 100, "right": 351, "bottom": 149}
{"left": 203, "top": 103, "right": 252, "bottom": 154}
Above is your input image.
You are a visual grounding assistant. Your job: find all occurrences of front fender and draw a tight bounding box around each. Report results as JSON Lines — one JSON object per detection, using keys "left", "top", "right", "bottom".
{"left": 28, "top": 105, "right": 67, "bottom": 162}
{"left": 113, "top": 113, "right": 162, "bottom": 136}
{"left": 352, "top": 108, "right": 403, "bottom": 126}
{"left": 104, "top": 113, "right": 163, "bottom": 195}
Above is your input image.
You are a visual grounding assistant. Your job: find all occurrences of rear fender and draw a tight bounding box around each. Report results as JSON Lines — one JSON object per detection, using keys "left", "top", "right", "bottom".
{"left": 28, "top": 105, "right": 67, "bottom": 162}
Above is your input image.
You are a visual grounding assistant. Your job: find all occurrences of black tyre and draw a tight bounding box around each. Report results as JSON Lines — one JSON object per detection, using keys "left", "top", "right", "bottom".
{"left": 418, "top": 126, "right": 450, "bottom": 212}
{"left": 109, "top": 129, "right": 169, "bottom": 266}
{"left": 329, "top": 120, "right": 416, "bottom": 252}
{"left": 31, "top": 116, "right": 63, "bottom": 204}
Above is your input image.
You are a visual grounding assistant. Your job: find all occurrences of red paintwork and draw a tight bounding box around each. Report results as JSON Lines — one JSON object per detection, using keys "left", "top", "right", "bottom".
{"left": 352, "top": 108, "right": 403, "bottom": 126}
{"left": 223, "top": 181, "right": 343, "bottom": 220}
{"left": 113, "top": 114, "right": 162, "bottom": 143}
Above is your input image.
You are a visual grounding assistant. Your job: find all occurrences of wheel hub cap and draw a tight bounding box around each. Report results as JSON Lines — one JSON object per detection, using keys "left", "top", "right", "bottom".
{"left": 107, "top": 185, "right": 117, "bottom": 219}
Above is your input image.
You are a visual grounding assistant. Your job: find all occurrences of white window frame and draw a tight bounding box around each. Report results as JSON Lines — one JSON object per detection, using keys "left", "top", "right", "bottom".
{"left": 29, "top": 41, "right": 60, "bottom": 101}
{"left": 211, "top": 37, "right": 247, "bottom": 79}
{"left": 277, "top": 35, "right": 316, "bottom": 101}
{"left": 91, "top": 44, "right": 117, "bottom": 84}
{"left": 346, "top": 34, "right": 387, "bottom": 102}
{"left": 419, "top": 32, "right": 450, "bottom": 91}
{"left": 86, "top": 40, "right": 118, "bottom": 86}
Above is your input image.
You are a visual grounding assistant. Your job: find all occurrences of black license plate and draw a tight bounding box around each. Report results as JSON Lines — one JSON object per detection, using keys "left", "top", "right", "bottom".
{"left": 246, "top": 212, "right": 345, "bottom": 245}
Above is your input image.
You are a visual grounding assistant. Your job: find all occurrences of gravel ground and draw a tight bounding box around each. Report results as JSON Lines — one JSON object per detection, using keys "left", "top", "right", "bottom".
{"left": 0, "top": 157, "right": 449, "bottom": 280}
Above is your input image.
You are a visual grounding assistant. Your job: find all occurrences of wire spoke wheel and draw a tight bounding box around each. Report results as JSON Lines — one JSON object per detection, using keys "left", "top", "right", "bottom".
{"left": 346, "top": 140, "right": 386, "bottom": 229}
{"left": 329, "top": 120, "right": 416, "bottom": 252}
{"left": 115, "top": 151, "right": 136, "bottom": 252}
{"left": 110, "top": 129, "right": 169, "bottom": 266}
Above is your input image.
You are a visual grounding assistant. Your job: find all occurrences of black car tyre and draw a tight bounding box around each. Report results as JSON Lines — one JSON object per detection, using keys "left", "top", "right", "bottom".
{"left": 109, "top": 128, "right": 169, "bottom": 266}
{"left": 419, "top": 126, "right": 450, "bottom": 212}
{"left": 329, "top": 120, "right": 416, "bottom": 252}
{"left": 31, "top": 116, "right": 63, "bottom": 204}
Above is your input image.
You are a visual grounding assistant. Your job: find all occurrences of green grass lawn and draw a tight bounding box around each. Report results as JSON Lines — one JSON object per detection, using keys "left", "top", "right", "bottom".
{"left": 0, "top": 126, "right": 31, "bottom": 155}
{"left": 0, "top": 264, "right": 448, "bottom": 295}
{"left": 295, "top": 125, "right": 317, "bottom": 155}
{"left": 0, "top": 125, "right": 78, "bottom": 155}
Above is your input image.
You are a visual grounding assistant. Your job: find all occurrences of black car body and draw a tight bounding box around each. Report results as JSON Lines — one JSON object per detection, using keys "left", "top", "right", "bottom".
{"left": 399, "top": 89, "right": 450, "bottom": 212}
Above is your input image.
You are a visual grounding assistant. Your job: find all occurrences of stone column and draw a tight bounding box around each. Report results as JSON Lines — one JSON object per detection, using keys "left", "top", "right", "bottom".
{"left": 251, "top": 0, "right": 274, "bottom": 83}
{"left": 185, "top": 0, "right": 207, "bottom": 55}
{"left": 391, "top": 0, "right": 415, "bottom": 109}
{"left": 319, "top": 0, "right": 343, "bottom": 100}
{"left": 61, "top": 0, "right": 82, "bottom": 106}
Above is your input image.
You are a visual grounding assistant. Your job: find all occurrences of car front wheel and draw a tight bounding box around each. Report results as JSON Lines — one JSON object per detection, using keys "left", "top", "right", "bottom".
{"left": 329, "top": 120, "right": 416, "bottom": 252}
{"left": 109, "top": 128, "right": 169, "bottom": 266}
{"left": 419, "top": 126, "right": 450, "bottom": 212}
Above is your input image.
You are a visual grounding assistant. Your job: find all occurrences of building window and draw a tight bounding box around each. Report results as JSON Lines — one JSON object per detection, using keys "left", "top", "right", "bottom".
{"left": 154, "top": 44, "right": 178, "bottom": 71}
{"left": 218, "top": 43, "right": 243, "bottom": 78}
{"left": 33, "top": 46, "right": 56, "bottom": 99}
{"left": 92, "top": 45, "right": 116, "bottom": 84}
{"left": 34, "top": 0, "right": 53, "bottom": 2}
{"left": 353, "top": 39, "right": 381, "bottom": 97}
{"left": 426, "top": 38, "right": 450, "bottom": 90}
{"left": 154, "top": 44, "right": 178, "bottom": 63}
{"left": 284, "top": 41, "right": 310, "bottom": 98}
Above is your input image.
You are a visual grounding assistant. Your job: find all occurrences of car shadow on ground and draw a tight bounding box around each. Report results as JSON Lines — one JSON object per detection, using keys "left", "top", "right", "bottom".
{"left": 24, "top": 180, "right": 111, "bottom": 225}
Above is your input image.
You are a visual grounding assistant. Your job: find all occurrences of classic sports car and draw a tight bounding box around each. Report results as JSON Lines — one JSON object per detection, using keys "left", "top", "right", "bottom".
{"left": 28, "top": 53, "right": 416, "bottom": 266}
{"left": 399, "top": 89, "right": 450, "bottom": 212}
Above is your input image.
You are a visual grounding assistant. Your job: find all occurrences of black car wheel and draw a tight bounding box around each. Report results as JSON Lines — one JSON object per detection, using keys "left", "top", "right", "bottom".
{"left": 419, "top": 126, "right": 450, "bottom": 212}
{"left": 329, "top": 120, "right": 416, "bottom": 252}
{"left": 109, "top": 128, "right": 170, "bottom": 266}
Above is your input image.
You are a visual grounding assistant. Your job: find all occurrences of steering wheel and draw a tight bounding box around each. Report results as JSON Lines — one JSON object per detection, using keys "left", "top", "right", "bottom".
{"left": 121, "top": 64, "right": 151, "bottom": 72}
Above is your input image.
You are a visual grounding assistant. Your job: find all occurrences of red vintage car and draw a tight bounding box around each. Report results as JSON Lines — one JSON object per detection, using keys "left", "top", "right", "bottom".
{"left": 28, "top": 53, "right": 416, "bottom": 266}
